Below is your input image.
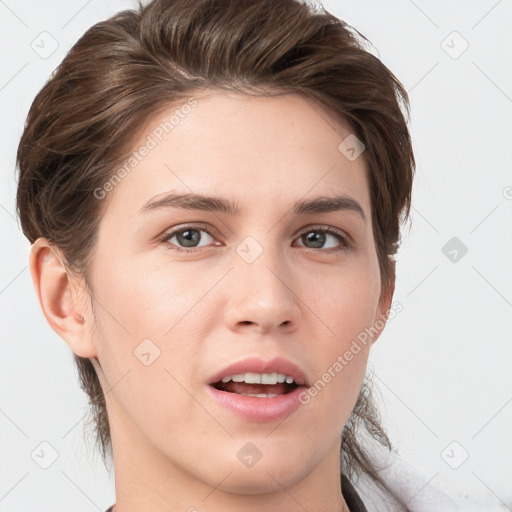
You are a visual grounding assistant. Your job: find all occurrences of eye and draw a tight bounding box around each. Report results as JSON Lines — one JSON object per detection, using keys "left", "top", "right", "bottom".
{"left": 294, "top": 227, "right": 350, "bottom": 251}
{"left": 159, "top": 224, "right": 351, "bottom": 253}
{"left": 160, "top": 225, "right": 219, "bottom": 251}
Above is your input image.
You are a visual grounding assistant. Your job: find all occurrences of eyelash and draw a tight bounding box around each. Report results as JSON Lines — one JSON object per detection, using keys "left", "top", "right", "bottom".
{"left": 158, "top": 223, "right": 352, "bottom": 253}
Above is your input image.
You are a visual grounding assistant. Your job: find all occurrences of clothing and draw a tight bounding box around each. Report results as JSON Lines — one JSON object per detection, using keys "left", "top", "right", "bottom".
{"left": 342, "top": 475, "right": 368, "bottom": 512}
{"left": 104, "top": 475, "right": 367, "bottom": 512}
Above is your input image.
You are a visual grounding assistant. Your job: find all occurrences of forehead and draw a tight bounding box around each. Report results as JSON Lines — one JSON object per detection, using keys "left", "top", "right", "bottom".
{"left": 102, "top": 90, "right": 370, "bottom": 218}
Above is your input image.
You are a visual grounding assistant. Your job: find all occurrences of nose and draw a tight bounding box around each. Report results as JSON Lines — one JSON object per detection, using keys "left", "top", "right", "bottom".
{"left": 224, "top": 243, "right": 301, "bottom": 335}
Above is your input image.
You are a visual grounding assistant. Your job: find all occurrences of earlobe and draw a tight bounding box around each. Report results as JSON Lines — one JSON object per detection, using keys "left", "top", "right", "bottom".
{"left": 29, "top": 237, "right": 97, "bottom": 358}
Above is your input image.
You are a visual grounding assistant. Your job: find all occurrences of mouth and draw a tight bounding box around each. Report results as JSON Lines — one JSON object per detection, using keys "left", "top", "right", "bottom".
{"left": 206, "top": 359, "right": 309, "bottom": 422}
{"left": 210, "top": 373, "right": 300, "bottom": 397}
{"left": 207, "top": 356, "right": 309, "bottom": 398}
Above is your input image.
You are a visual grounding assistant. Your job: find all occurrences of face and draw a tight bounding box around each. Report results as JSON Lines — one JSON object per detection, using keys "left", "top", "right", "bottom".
{"left": 81, "top": 91, "right": 388, "bottom": 498}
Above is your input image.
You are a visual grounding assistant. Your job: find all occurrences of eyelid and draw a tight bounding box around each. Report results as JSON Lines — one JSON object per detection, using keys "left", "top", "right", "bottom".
{"left": 159, "top": 223, "right": 352, "bottom": 251}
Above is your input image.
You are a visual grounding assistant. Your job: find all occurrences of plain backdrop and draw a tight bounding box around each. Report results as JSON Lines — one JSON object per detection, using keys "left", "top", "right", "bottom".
{"left": 1, "top": 0, "right": 511, "bottom": 511}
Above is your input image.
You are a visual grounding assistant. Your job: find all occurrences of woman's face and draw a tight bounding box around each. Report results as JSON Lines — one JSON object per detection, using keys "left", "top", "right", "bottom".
{"left": 83, "top": 91, "right": 388, "bottom": 499}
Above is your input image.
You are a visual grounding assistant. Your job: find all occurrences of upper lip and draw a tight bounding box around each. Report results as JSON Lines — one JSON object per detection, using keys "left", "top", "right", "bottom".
{"left": 207, "top": 356, "right": 309, "bottom": 387}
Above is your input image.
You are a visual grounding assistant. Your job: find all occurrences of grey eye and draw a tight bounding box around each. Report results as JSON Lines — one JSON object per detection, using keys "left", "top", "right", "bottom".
{"left": 296, "top": 230, "right": 344, "bottom": 249}
{"left": 167, "top": 228, "right": 215, "bottom": 248}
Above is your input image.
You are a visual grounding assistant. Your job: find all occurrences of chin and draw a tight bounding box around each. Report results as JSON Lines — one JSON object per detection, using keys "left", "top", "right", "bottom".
{"left": 216, "top": 468, "right": 304, "bottom": 495}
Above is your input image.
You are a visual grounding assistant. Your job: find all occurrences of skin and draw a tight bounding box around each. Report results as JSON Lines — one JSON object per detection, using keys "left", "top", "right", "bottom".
{"left": 30, "top": 91, "right": 393, "bottom": 512}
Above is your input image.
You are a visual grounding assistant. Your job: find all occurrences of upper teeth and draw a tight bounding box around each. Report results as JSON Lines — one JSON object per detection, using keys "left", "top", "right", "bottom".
{"left": 221, "top": 372, "right": 295, "bottom": 385}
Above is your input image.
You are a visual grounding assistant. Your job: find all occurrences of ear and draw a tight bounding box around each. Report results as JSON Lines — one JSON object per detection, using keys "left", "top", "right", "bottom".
{"left": 370, "top": 258, "right": 396, "bottom": 345}
{"left": 29, "top": 237, "right": 98, "bottom": 358}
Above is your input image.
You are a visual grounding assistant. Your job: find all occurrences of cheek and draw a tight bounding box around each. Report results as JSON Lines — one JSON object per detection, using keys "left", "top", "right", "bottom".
{"left": 89, "top": 252, "right": 224, "bottom": 407}
{"left": 313, "top": 252, "right": 381, "bottom": 347}
{"left": 92, "top": 251, "right": 225, "bottom": 342}
{"left": 90, "top": 260, "right": 214, "bottom": 444}
{"left": 303, "top": 255, "right": 380, "bottom": 422}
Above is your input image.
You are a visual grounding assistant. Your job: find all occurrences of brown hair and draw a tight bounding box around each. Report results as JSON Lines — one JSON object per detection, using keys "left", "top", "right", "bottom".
{"left": 16, "top": 0, "right": 414, "bottom": 509}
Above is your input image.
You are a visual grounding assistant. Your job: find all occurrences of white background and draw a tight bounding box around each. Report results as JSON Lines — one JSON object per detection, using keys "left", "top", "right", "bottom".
{"left": 1, "top": 0, "right": 511, "bottom": 510}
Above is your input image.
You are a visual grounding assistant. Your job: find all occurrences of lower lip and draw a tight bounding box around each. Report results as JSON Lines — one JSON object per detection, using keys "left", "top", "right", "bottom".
{"left": 207, "top": 385, "right": 306, "bottom": 422}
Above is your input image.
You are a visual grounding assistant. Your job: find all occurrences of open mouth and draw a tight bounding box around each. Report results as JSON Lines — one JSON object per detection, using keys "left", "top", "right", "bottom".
{"left": 211, "top": 380, "right": 299, "bottom": 397}
{"left": 207, "top": 360, "right": 309, "bottom": 402}
{"left": 207, "top": 367, "right": 307, "bottom": 420}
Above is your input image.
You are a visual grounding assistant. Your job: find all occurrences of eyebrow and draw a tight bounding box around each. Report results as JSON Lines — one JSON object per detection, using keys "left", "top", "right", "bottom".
{"left": 140, "top": 192, "right": 366, "bottom": 221}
